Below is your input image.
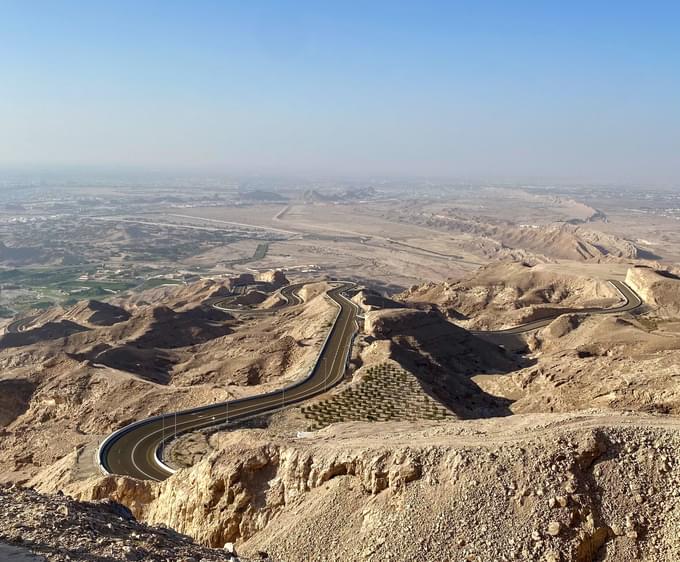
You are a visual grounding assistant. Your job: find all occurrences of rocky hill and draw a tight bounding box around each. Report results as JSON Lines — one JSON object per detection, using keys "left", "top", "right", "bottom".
{"left": 363, "top": 308, "right": 517, "bottom": 417}
{"left": 625, "top": 266, "right": 680, "bottom": 317}
{"left": 0, "top": 485, "right": 244, "bottom": 561}
{"left": 302, "top": 187, "right": 378, "bottom": 203}
{"left": 0, "top": 277, "right": 334, "bottom": 485}
{"left": 118, "top": 270, "right": 288, "bottom": 312}
{"left": 351, "top": 289, "right": 404, "bottom": 313}
{"left": 67, "top": 299, "right": 131, "bottom": 326}
{"left": 239, "top": 190, "right": 288, "bottom": 202}
{"left": 501, "top": 223, "right": 637, "bottom": 261}
{"left": 2, "top": 262, "right": 680, "bottom": 561}
{"left": 398, "top": 211, "right": 638, "bottom": 262}
{"left": 398, "top": 262, "right": 620, "bottom": 330}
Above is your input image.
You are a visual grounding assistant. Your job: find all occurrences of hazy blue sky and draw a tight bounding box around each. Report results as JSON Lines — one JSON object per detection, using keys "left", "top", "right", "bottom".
{"left": 1, "top": 1, "right": 679, "bottom": 183}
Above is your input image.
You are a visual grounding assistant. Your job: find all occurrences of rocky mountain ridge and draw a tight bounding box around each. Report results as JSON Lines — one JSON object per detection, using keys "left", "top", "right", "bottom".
{"left": 0, "top": 485, "right": 251, "bottom": 561}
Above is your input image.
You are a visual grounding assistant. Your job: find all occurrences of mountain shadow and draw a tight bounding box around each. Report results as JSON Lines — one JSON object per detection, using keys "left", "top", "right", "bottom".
{"left": 367, "top": 309, "right": 524, "bottom": 418}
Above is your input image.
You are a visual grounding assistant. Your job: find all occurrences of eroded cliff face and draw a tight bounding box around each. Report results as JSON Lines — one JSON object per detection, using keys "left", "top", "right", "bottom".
{"left": 0, "top": 486, "right": 234, "bottom": 562}
{"left": 70, "top": 414, "right": 680, "bottom": 562}
{"left": 397, "top": 262, "right": 621, "bottom": 330}
{"left": 82, "top": 438, "right": 423, "bottom": 547}
{"left": 626, "top": 266, "right": 680, "bottom": 316}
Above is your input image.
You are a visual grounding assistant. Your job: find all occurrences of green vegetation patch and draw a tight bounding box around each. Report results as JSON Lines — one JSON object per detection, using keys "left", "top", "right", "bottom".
{"left": 0, "top": 267, "right": 96, "bottom": 286}
{"left": 141, "top": 278, "right": 184, "bottom": 289}
{"left": 227, "top": 242, "right": 270, "bottom": 266}
{"left": 300, "top": 363, "right": 453, "bottom": 431}
{"left": 60, "top": 280, "right": 136, "bottom": 293}
{"left": 0, "top": 267, "right": 138, "bottom": 310}
{"left": 0, "top": 305, "right": 14, "bottom": 318}
{"left": 253, "top": 242, "right": 269, "bottom": 260}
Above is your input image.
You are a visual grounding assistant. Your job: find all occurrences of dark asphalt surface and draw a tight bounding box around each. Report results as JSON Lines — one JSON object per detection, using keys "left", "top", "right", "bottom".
{"left": 5, "top": 315, "right": 38, "bottom": 334}
{"left": 209, "top": 282, "right": 304, "bottom": 312}
{"left": 99, "top": 282, "right": 358, "bottom": 481}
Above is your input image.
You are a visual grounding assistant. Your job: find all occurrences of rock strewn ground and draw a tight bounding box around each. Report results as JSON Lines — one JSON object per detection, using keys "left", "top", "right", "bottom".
{"left": 237, "top": 416, "right": 680, "bottom": 562}
{"left": 61, "top": 413, "right": 680, "bottom": 562}
{"left": 0, "top": 485, "right": 243, "bottom": 562}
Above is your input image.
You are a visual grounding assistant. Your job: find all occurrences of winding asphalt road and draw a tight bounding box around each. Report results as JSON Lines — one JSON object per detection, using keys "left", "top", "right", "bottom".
{"left": 98, "top": 278, "right": 642, "bottom": 481}
{"left": 474, "top": 280, "right": 642, "bottom": 335}
{"left": 5, "top": 315, "right": 38, "bottom": 334}
{"left": 98, "top": 282, "right": 358, "bottom": 481}
{"left": 209, "top": 282, "right": 303, "bottom": 312}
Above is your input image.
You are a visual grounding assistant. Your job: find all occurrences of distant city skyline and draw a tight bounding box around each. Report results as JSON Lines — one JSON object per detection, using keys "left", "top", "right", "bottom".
{"left": 1, "top": 1, "right": 679, "bottom": 185}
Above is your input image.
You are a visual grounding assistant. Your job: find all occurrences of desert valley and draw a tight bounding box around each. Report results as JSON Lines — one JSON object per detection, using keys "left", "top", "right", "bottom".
{"left": 0, "top": 180, "right": 678, "bottom": 561}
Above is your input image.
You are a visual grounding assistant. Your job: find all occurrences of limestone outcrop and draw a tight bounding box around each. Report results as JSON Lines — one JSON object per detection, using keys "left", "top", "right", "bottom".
{"left": 626, "top": 266, "right": 680, "bottom": 316}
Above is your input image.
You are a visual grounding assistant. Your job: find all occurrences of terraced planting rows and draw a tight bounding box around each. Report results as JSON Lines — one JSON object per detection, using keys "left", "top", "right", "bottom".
{"left": 301, "top": 362, "right": 453, "bottom": 430}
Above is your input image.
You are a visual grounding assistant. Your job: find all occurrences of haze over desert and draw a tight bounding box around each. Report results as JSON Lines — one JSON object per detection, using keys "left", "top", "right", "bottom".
{"left": 2, "top": 2, "right": 680, "bottom": 561}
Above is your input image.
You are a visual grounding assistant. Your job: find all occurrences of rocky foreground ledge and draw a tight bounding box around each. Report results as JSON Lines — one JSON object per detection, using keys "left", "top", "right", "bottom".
{"left": 56, "top": 413, "right": 677, "bottom": 562}
{"left": 0, "top": 486, "right": 270, "bottom": 562}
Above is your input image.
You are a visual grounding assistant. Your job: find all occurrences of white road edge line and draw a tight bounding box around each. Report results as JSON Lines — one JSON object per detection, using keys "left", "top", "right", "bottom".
{"left": 97, "top": 281, "right": 357, "bottom": 479}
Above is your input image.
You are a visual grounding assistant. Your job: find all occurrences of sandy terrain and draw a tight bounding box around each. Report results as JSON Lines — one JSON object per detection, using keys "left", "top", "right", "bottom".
{"left": 154, "top": 187, "right": 666, "bottom": 293}
{"left": 2, "top": 184, "right": 680, "bottom": 561}
{"left": 3, "top": 260, "right": 673, "bottom": 561}
{"left": 0, "top": 273, "right": 335, "bottom": 485}
{"left": 40, "top": 412, "right": 680, "bottom": 562}
{"left": 398, "top": 262, "right": 622, "bottom": 330}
